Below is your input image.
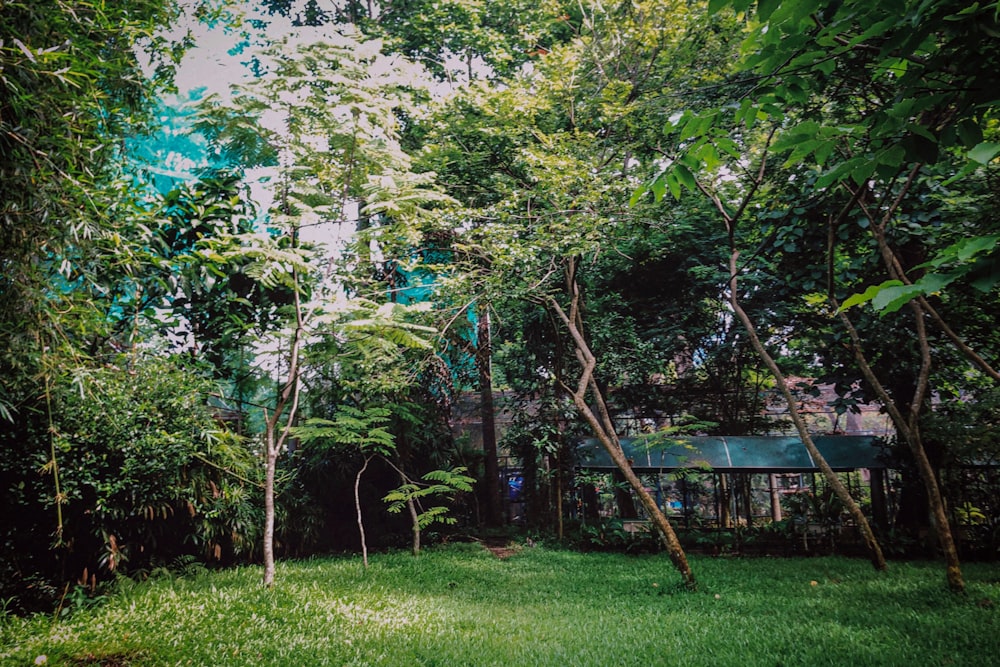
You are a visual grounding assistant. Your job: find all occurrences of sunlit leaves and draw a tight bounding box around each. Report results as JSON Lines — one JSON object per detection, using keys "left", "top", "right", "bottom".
{"left": 206, "top": 232, "right": 313, "bottom": 291}
{"left": 295, "top": 405, "right": 395, "bottom": 456}
{"left": 968, "top": 142, "right": 1000, "bottom": 165}
{"left": 341, "top": 301, "right": 437, "bottom": 352}
{"left": 840, "top": 233, "right": 1000, "bottom": 314}
{"left": 382, "top": 466, "right": 475, "bottom": 529}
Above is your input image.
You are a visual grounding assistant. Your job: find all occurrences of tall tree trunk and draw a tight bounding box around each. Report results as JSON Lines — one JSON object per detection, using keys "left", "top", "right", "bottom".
{"left": 719, "top": 474, "right": 732, "bottom": 528}
{"left": 835, "top": 305, "right": 965, "bottom": 591}
{"left": 692, "top": 139, "right": 884, "bottom": 570}
{"left": 574, "top": 387, "right": 695, "bottom": 587}
{"left": 262, "top": 426, "right": 278, "bottom": 587}
{"left": 547, "top": 263, "right": 695, "bottom": 589}
{"left": 476, "top": 306, "right": 504, "bottom": 526}
{"left": 841, "top": 176, "right": 965, "bottom": 591}
{"left": 262, "top": 266, "right": 304, "bottom": 588}
{"left": 769, "top": 474, "right": 783, "bottom": 522}
{"left": 728, "top": 250, "right": 887, "bottom": 571}
{"left": 355, "top": 455, "right": 372, "bottom": 568}
{"left": 408, "top": 495, "right": 421, "bottom": 556}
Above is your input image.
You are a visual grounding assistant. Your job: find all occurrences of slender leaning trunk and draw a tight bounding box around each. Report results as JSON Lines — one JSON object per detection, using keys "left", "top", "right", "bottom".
{"left": 263, "top": 427, "right": 278, "bottom": 587}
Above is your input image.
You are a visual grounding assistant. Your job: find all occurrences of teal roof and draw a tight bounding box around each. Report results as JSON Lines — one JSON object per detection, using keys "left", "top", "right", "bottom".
{"left": 577, "top": 435, "right": 886, "bottom": 472}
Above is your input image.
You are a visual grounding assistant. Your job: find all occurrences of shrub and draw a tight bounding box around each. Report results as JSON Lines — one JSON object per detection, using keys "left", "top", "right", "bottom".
{"left": 0, "top": 353, "right": 261, "bottom": 612}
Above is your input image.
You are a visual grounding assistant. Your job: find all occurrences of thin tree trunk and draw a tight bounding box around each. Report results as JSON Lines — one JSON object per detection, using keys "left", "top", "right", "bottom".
{"left": 692, "top": 137, "right": 884, "bottom": 570}
{"left": 392, "top": 466, "right": 423, "bottom": 556}
{"left": 719, "top": 474, "right": 732, "bottom": 528}
{"left": 906, "top": 301, "right": 964, "bottom": 591}
{"left": 262, "top": 264, "right": 305, "bottom": 588}
{"left": 728, "top": 251, "right": 887, "bottom": 571}
{"left": 835, "top": 305, "right": 965, "bottom": 591}
{"left": 356, "top": 455, "right": 372, "bottom": 568}
{"left": 547, "top": 264, "right": 695, "bottom": 589}
{"left": 407, "top": 495, "right": 421, "bottom": 556}
{"left": 262, "top": 426, "right": 278, "bottom": 587}
{"left": 575, "top": 388, "right": 694, "bottom": 586}
{"left": 555, "top": 451, "right": 564, "bottom": 540}
{"left": 844, "top": 179, "right": 965, "bottom": 591}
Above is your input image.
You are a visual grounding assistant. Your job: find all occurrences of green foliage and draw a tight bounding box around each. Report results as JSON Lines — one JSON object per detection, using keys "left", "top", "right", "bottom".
{"left": 369, "top": 0, "right": 577, "bottom": 81}
{"left": 0, "top": 0, "right": 194, "bottom": 363}
{"left": 199, "top": 30, "right": 426, "bottom": 221}
{"left": 383, "top": 467, "right": 476, "bottom": 529}
{"left": 665, "top": 0, "right": 1000, "bottom": 316}
{"left": 305, "top": 298, "right": 439, "bottom": 402}
{"left": 0, "top": 353, "right": 261, "bottom": 612}
{"left": 295, "top": 406, "right": 396, "bottom": 457}
{"left": 577, "top": 518, "right": 662, "bottom": 554}
{"left": 6, "top": 0, "right": 1000, "bottom": 611}
{"left": 2, "top": 548, "right": 998, "bottom": 665}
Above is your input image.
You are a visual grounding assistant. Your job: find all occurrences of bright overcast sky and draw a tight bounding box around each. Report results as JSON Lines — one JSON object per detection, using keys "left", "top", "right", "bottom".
{"left": 165, "top": 3, "right": 358, "bottom": 249}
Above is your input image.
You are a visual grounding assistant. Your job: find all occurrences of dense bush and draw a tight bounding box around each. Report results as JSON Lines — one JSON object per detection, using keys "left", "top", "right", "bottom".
{"left": 0, "top": 353, "right": 261, "bottom": 612}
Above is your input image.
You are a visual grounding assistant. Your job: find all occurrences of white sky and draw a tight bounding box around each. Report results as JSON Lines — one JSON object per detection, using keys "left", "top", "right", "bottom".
{"left": 169, "top": 4, "right": 357, "bottom": 251}
{"left": 158, "top": 2, "right": 468, "bottom": 258}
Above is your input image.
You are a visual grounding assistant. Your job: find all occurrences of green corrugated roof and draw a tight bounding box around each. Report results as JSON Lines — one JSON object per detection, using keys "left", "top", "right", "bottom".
{"left": 577, "top": 435, "right": 886, "bottom": 472}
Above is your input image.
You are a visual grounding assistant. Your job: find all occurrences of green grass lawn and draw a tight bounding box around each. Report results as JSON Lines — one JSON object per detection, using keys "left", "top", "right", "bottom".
{"left": 2, "top": 543, "right": 998, "bottom": 666}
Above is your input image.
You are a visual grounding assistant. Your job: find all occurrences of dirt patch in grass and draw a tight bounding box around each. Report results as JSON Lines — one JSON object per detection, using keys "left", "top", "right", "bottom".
{"left": 70, "top": 651, "right": 146, "bottom": 666}
{"left": 482, "top": 537, "right": 524, "bottom": 559}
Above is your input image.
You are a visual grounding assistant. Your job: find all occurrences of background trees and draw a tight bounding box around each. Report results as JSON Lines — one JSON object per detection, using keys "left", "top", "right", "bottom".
{"left": 0, "top": 0, "right": 231, "bottom": 609}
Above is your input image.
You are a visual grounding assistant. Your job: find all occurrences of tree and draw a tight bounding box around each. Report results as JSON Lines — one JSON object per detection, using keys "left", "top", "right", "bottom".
{"left": 193, "top": 25, "right": 443, "bottom": 583}
{"left": 370, "top": 0, "right": 577, "bottom": 82}
{"left": 409, "top": 2, "right": 727, "bottom": 587}
{"left": 0, "top": 349, "right": 263, "bottom": 611}
{"left": 296, "top": 405, "right": 396, "bottom": 567}
{"left": 0, "top": 0, "right": 236, "bottom": 608}
{"left": 294, "top": 299, "right": 463, "bottom": 562}
{"left": 203, "top": 227, "right": 312, "bottom": 587}
{"left": 383, "top": 466, "right": 476, "bottom": 555}
{"left": 639, "top": 0, "right": 1000, "bottom": 590}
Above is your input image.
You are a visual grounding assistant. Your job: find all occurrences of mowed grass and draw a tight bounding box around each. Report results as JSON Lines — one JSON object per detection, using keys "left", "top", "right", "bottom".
{"left": 2, "top": 544, "right": 998, "bottom": 666}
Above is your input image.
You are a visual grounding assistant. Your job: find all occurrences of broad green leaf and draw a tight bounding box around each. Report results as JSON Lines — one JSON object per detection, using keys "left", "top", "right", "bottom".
{"left": 666, "top": 170, "right": 682, "bottom": 200}
{"left": 968, "top": 142, "right": 1000, "bottom": 164}
{"left": 901, "top": 133, "right": 940, "bottom": 164}
{"left": 921, "top": 234, "right": 1000, "bottom": 268}
{"left": 839, "top": 280, "right": 902, "bottom": 311}
{"left": 813, "top": 140, "right": 836, "bottom": 166}
{"left": 651, "top": 175, "right": 667, "bottom": 202}
{"left": 848, "top": 159, "right": 877, "bottom": 186}
{"left": 911, "top": 272, "right": 956, "bottom": 296}
{"left": 771, "top": 121, "right": 821, "bottom": 152}
{"left": 629, "top": 181, "right": 648, "bottom": 207}
{"left": 674, "top": 163, "right": 698, "bottom": 192}
{"left": 875, "top": 144, "right": 906, "bottom": 169}
{"left": 757, "top": 0, "right": 781, "bottom": 22}
{"left": 872, "top": 283, "right": 923, "bottom": 314}
{"left": 716, "top": 137, "right": 742, "bottom": 158}
{"left": 956, "top": 119, "right": 984, "bottom": 147}
{"left": 782, "top": 139, "right": 825, "bottom": 167}
{"left": 692, "top": 142, "right": 722, "bottom": 171}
